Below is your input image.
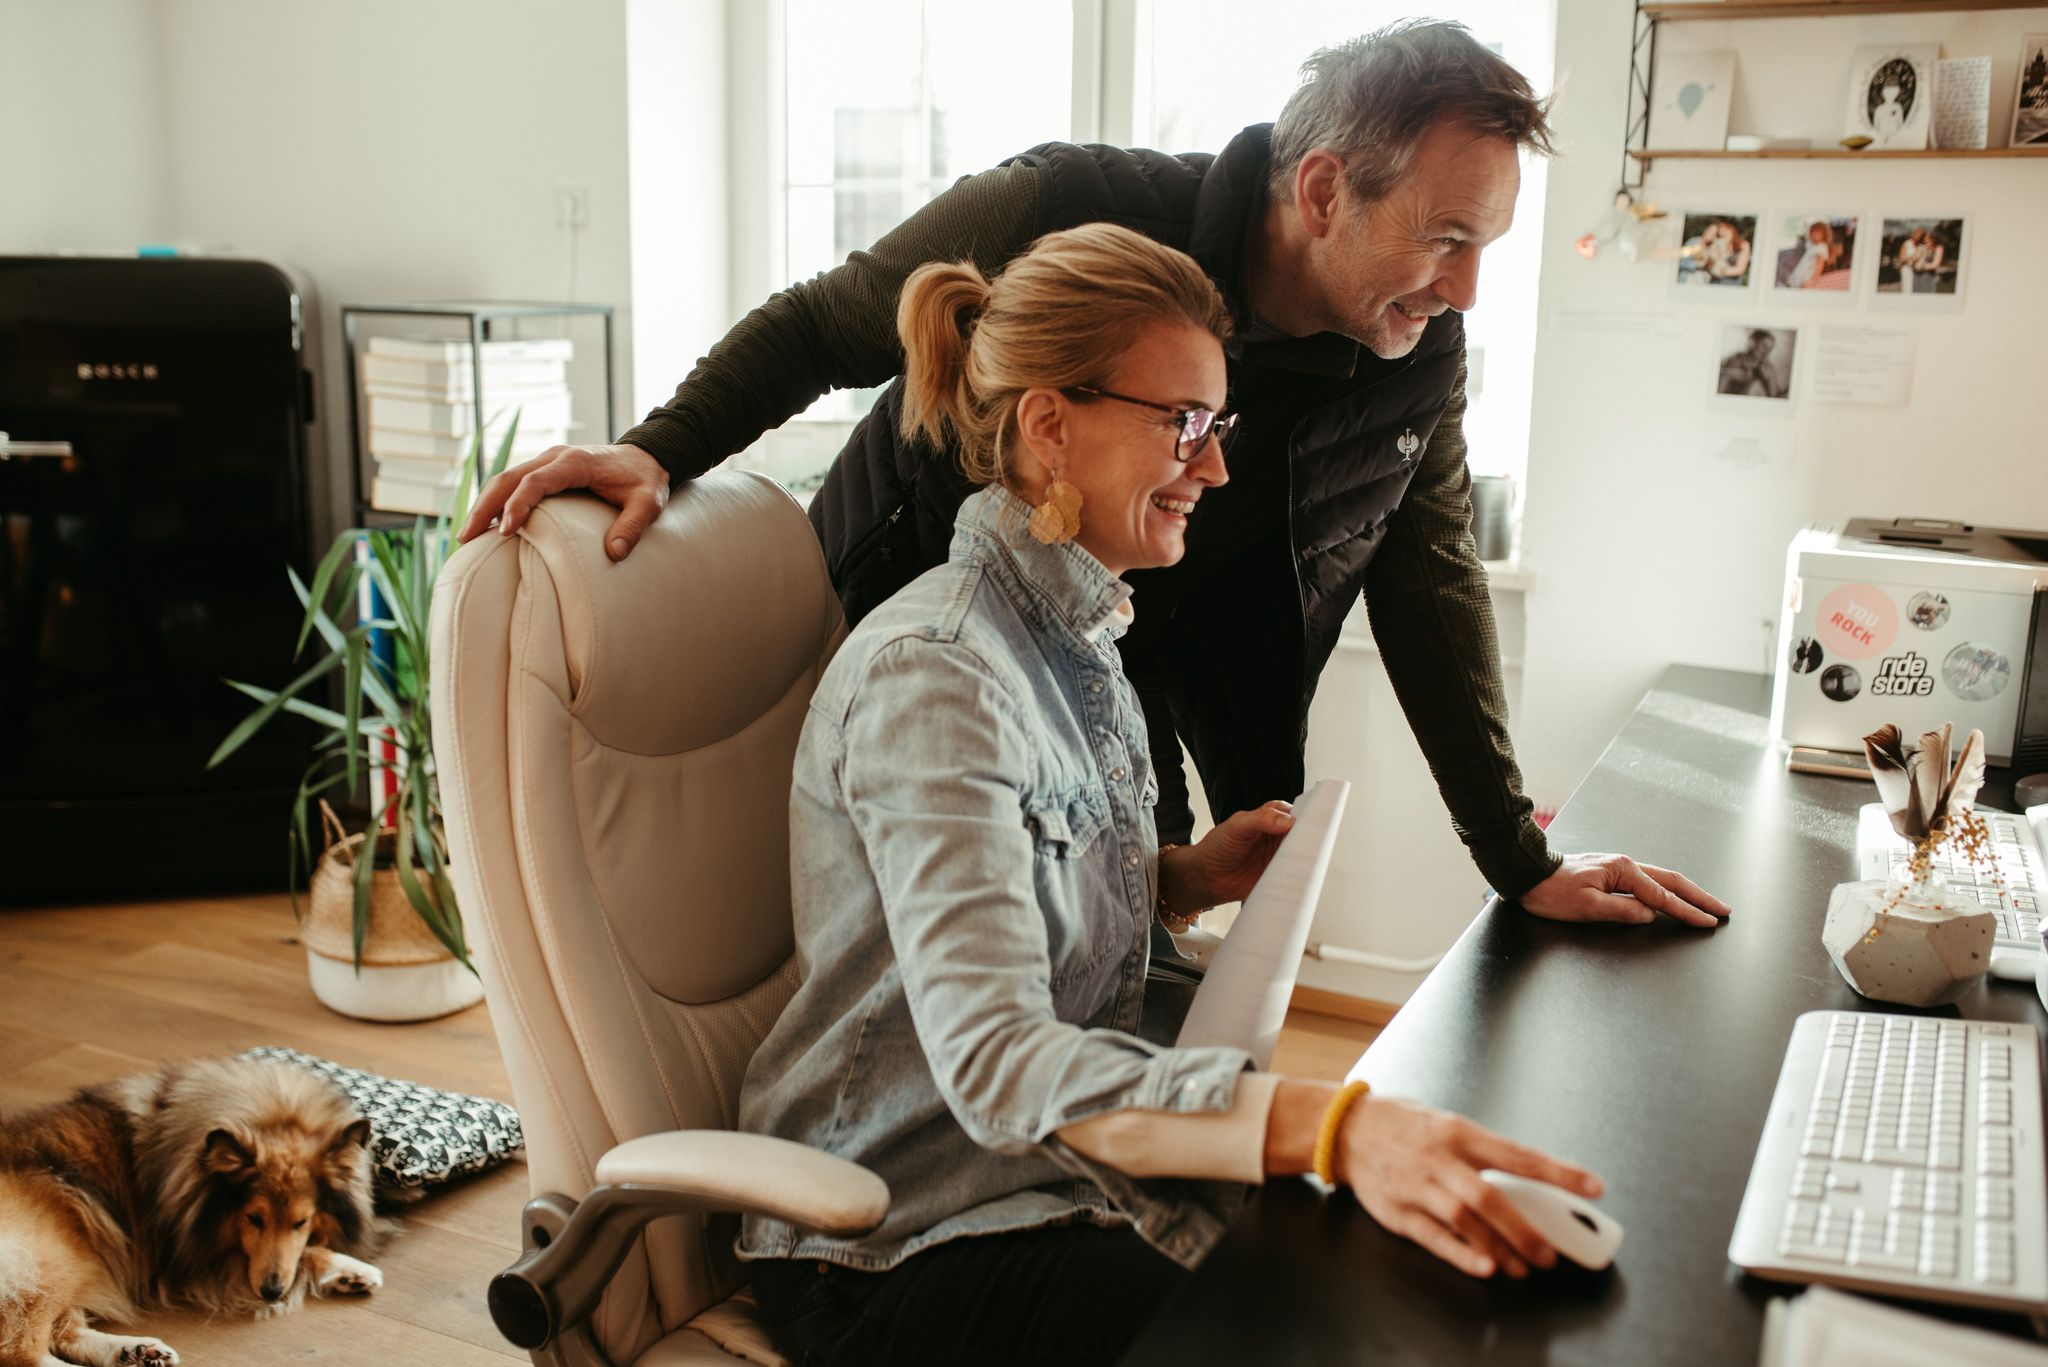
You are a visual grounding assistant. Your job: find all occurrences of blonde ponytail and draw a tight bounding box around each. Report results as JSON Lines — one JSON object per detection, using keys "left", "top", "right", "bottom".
{"left": 896, "top": 261, "right": 992, "bottom": 458}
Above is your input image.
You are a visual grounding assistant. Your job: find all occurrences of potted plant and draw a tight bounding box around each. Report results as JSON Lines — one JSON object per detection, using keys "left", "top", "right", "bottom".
{"left": 209, "top": 421, "right": 518, "bottom": 1021}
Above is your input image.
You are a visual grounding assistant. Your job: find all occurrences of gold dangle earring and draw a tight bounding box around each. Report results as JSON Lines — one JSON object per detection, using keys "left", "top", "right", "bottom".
{"left": 1027, "top": 474, "right": 1083, "bottom": 545}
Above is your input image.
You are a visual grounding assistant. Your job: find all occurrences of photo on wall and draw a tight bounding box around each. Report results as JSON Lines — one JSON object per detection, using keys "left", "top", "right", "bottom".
{"left": 1844, "top": 44, "right": 1938, "bottom": 150}
{"left": 1713, "top": 324, "right": 1799, "bottom": 407}
{"left": 2015, "top": 33, "right": 2048, "bottom": 147}
{"left": 1873, "top": 216, "right": 1968, "bottom": 305}
{"left": 1771, "top": 212, "right": 1858, "bottom": 297}
{"left": 1675, "top": 211, "right": 1759, "bottom": 289}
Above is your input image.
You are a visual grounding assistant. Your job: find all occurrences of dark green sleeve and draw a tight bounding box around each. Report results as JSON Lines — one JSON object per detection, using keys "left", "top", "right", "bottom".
{"left": 617, "top": 162, "right": 1044, "bottom": 483}
{"left": 1360, "top": 352, "right": 1560, "bottom": 900}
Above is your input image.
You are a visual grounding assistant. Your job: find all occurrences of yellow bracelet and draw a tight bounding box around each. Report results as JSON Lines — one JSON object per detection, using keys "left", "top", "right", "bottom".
{"left": 1312, "top": 1080, "right": 1371, "bottom": 1187}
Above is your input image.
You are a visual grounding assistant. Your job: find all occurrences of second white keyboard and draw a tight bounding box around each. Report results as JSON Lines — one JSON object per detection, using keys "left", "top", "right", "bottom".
{"left": 1857, "top": 803, "right": 2046, "bottom": 950}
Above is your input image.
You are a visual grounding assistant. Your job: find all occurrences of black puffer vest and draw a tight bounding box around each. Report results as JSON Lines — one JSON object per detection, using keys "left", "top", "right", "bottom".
{"left": 809, "top": 124, "right": 1464, "bottom": 840}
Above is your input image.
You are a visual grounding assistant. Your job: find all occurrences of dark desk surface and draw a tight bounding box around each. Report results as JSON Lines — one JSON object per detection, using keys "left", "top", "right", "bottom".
{"left": 1123, "top": 665, "right": 2044, "bottom": 1366}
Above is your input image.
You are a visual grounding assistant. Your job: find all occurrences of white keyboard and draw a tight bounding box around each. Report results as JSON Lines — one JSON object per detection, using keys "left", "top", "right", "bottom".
{"left": 1729, "top": 1011, "right": 2048, "bottom": 1313}
{"left": 1856, "top": 803, "right": 2048, "bottom": 978}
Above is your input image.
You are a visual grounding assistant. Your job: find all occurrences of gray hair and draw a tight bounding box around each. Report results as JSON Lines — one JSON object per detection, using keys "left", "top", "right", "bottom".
{"left": 1267, "top": 19, "right": 1556, "bottom": 207}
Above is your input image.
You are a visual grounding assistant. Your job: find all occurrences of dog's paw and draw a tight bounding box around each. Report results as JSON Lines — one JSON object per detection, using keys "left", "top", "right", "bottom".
{"left": 327, "top": 1266, "right": 382, "bottom": 1295}
{"left": 52, "top": 1322, "right": 179, "bottom": 1367}
{"left": 315, "top": 1254, "right": 384, "bottom": 1296}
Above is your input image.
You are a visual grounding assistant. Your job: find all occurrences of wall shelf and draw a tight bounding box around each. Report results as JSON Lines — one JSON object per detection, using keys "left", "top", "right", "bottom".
{"left": 1644, "top": 1, "right": 2048, "bottom": 20}
{"left": 1624, "top": 0, "right": 2048, "bottom": 189}
{"left": 1630, "top": 146, "right": 2048, "bottom": 166}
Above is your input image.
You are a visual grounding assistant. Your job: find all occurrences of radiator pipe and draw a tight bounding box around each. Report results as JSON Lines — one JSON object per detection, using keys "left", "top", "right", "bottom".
{"left": 1302, "top": 940, "right": 1445, "bottom": 975}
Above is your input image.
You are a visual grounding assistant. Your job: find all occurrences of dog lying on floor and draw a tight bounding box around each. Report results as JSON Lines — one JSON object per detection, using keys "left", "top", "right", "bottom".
{"left": 0, "top": 1056, "right": 389, "bottom": 1366}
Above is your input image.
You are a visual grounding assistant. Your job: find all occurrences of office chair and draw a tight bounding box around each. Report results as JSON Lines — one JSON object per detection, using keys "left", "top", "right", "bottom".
{"left": 431, "top": 475, "right": 889, "bottom": 1366}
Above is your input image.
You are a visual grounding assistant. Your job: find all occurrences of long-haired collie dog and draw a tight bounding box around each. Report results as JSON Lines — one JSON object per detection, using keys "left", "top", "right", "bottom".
{"left": 0, "top": 1057, "right": 388, "bottom": 1366}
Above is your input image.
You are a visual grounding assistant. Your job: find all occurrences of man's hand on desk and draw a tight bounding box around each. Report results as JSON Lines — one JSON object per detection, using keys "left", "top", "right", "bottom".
{"left": 1517, "top": 853, "right": 1732, "bottom": 928}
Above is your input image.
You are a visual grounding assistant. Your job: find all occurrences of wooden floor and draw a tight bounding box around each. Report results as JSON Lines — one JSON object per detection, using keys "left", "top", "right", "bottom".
{"left": 0, "top": 893, "right": 1379, "bottom": 1366}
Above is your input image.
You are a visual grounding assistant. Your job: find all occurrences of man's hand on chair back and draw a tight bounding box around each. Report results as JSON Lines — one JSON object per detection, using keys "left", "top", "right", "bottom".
{"left": 457, "top": 443, "right": 670, "bottom": 562}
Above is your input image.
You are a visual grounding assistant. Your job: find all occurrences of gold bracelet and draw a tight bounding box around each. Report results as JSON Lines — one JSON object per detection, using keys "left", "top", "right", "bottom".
{"left": 1312, "top": 1080, "right": 1371, "bottom": 1187}
{"left": 1155, "top": 843, "right": 1200, "bottom": 932}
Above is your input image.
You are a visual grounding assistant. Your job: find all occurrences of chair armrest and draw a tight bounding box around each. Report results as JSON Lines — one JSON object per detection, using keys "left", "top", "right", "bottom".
{"left": 488, "top": 1132, "right": 888, "bottom": 1358}
{"left": 596, "top": 1129, "right": 889, "bottom": 1234}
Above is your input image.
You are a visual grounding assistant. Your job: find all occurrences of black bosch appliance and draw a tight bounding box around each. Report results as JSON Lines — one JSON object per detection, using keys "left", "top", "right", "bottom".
{"left": 1, "top": 256, "right": 321, "bottom": 900}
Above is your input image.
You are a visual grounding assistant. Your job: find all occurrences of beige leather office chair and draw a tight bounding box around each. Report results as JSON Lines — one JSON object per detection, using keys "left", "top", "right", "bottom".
{"left": 431, "top": 474, "right": 889, "bottom": 1367}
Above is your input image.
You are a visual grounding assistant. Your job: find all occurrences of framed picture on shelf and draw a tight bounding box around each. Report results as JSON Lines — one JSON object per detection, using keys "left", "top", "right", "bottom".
{"left": 2014, "top": 33, "right": 2048, "bottom": 148}
{"left": 1872, "top": 216, "right": 1968, "bottom": 310}
{"left": 1769, "top": 211, "right": 1858, "bottom": 303}
{"left": 1673, "top": 211, "right": 1760, "bottom": 293}
{"left": 1931, "top": 56, "right": 1991, "bottom": 150}
{"left": 1844, "top": 44, "right": 1938, "bottom": 151}
{"left": 1649, "top": 48, "right": 1736, "bottom": 151}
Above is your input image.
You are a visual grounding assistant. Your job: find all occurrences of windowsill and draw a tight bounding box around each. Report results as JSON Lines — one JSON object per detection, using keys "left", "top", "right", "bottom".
{"left": 1481, "top": 558, "right": 1534, "bottom": 594}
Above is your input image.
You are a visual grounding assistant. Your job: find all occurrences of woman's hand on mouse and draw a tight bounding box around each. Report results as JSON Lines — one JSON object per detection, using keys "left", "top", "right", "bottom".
{"left": 1268, "top": 1082, "right": 1603, "bottom": 1279}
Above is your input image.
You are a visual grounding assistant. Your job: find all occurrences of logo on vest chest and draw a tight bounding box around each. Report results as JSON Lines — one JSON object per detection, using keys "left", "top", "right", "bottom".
{"left": 1396, "top": 429, "right": 1421, "bottom": 464}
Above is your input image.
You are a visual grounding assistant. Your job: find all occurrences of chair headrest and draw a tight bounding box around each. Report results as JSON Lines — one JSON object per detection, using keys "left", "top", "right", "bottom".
{"left": 517, "top": 477, "right": 841, "bottom": 755}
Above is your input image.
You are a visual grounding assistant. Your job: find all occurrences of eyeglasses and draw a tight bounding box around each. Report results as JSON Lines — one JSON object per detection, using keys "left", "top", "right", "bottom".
{"left": 1063, "top": 385, "right": 1239, "bottom": 462}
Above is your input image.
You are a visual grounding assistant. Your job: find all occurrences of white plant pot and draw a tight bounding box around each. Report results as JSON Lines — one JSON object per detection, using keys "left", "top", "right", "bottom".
{"left": 304, "top": 819, "right": 480, "bottom": 1023}
{"left": 305, "top": 945, "right": 484, "bottom": 1023}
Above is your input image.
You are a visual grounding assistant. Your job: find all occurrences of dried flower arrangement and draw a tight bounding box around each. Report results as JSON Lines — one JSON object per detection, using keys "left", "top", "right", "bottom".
{"left": 1861, "top": 722, "right": 2000, "bottom": 916}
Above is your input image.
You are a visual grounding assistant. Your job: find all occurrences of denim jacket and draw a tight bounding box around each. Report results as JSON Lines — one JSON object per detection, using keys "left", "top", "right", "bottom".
{"left": 736, "top": 486, "right": 1258, "bottom": 1272}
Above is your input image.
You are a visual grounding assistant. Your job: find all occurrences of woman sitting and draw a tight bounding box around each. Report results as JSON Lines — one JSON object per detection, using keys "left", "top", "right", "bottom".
{"left": 737, "top": 222, "right": 1600, "bottom": 1366}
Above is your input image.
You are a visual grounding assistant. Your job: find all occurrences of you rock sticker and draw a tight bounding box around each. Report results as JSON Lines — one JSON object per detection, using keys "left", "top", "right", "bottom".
{"left": 1816, "top": 583, "right": 1898, "bottom": 659}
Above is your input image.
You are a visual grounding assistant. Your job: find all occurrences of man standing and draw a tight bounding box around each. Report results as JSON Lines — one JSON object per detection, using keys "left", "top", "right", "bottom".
{"left": 460, "top": 20, "right": 1729, "bottom": 930}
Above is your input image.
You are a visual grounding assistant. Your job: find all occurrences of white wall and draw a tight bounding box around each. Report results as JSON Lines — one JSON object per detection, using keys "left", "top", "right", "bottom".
{"left": 1284, "top": 582, "right": 1528, "bottom": 1005}
{"left": 153, "top": 0, "right": 639, "bottom": 533}
{"left": 0, "top": 0, "right": 171, "bottom": 250}
{"left": 2, "top": 0, "right": 730, "bottom": 538}
{"left": 625, "top": 0, "right": 733, "bottom": 429}
{"left": 1517, "top": 1, "right": 2048, "bottom": 811}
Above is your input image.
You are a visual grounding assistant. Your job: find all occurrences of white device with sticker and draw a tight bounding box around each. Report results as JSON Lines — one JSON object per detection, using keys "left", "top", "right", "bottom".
{"left": 1768, "top": 520, "right": 2048, "bottom": 770}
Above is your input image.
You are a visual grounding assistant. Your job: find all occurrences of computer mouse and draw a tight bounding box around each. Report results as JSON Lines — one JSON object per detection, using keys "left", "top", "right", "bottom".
{"left": 2015, "top": 772, "right": 2048, "bottom": 811}
{"left": 1479, "top": 1170, "right": 1624, "bottom": 1271}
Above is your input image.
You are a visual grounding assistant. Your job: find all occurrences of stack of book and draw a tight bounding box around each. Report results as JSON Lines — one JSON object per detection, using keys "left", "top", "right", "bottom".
{"left": 363, "top": 336, "right": 575, "bottom": 516}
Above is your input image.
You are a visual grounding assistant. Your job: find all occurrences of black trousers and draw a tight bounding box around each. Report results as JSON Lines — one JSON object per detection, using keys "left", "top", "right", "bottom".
{"left": 749, "top": 1224, "right": 1188, "bottom": 1366}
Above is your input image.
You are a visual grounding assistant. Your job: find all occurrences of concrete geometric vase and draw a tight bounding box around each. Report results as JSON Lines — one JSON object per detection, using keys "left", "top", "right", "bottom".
{"left": 1821, "top": 876, "right": 1994, "bottom": 1007}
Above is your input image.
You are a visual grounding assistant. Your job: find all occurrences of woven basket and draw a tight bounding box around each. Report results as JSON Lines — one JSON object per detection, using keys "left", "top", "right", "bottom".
{"left": 303, "top": 802, "right": 455, "bottom": 968}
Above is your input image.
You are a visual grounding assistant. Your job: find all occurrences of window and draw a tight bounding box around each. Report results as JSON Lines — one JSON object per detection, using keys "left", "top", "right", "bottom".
{"left": 741, "top": 0, "right": 1553, "bottom": 493}
{"left": 779, "top": 0, "right": 1073, "bottom": 426}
